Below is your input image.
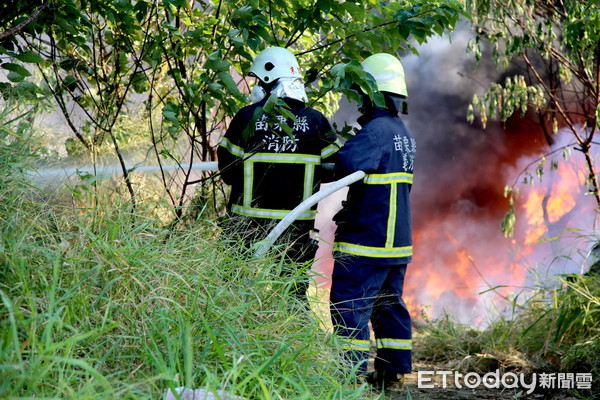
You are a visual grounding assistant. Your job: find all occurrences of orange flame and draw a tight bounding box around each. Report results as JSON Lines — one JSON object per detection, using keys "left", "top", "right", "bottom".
{"left": 523, "top": 162, "right": 580, "bottom": 245}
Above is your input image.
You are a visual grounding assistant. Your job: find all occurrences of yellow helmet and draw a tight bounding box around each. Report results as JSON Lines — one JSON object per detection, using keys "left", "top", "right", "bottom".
{"left": 361, "top": 53, "right": 407, "bottom": 97}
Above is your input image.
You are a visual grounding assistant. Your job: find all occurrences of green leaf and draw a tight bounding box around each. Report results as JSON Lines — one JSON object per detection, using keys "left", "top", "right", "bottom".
{"left": 133, "top": 0, "right": 149, "bottom": 22}
{"left": 163, "top": 112, "right": 178, "bottom": 123}
{"left": 373, "top": 92, "right": 386, "bottom": 108}
{"left": 232, "top": 6, "right": 253, "bottom": 22}
{"left": 62, "top": 75, "right": 78, "bottom": 89}
{"left": 330, "top": 63, "right": 347, "bottom": 79}
{"left": 243, "top": 107, "right": 263, "bottom": 140}
{"left": 14, "top": 51, "right": 45, "bottom": 64}
{"left": 316, "top": 0, "right": 332, "bottom": 13}
{"left": 208, "top": 82, "right": 222, "bottom": 92}
{"left": 341, "top": 2, "right": 363, "bottom": 19}
{"left": 7, "top": 72, "right": 25, "bottom": 83}
{"left": 162, "top": 105, "right": 180, "bottom": 125}
{"left": 59, "top": 57, "right": 80, "bottom": 71}
{"left": 204, "top": 52, "right": 230, "bottom": 72}
{"left": 253, "top": 14, "right": 269, "bottom": 26}
{"left": 13, "top": 81, "right": 40, "bottom": 100}
{"left": 1, "top": 63, "right": 31, "bottom": 77}
{"left": 251, "top": 26, "right": 272, "bottom": 43}
{"left": 54, "top": 17, "right": 78, "bottom": 35}
{"left": 131, "top": 72, "right": 149, "bottom": 93}
{"left": 217, "top": 72, "right": 240, "bottom": 95}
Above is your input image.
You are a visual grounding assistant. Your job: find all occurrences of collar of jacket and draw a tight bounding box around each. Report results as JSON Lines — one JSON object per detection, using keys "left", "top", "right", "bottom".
{"left": 357, "top": 108, "right": 397, "bottom": 127}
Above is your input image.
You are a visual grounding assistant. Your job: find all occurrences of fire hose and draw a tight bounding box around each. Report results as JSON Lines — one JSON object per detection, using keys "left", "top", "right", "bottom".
{"left": 254, "top": 170, "right": 365, "bottom": 257}
{"left": 32, "top": 161, "right": 220, "bottom": 178}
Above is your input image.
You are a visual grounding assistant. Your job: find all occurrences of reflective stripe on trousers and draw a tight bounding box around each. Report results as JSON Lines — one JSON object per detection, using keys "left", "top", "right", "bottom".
{"left": 330, "top": 260, "right": 412, "bottom": 374}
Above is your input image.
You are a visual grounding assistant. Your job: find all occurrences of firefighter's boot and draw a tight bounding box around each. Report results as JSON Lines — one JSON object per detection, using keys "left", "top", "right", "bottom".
{"left": 363, "top": 369, "right": 405, "bottom": 391}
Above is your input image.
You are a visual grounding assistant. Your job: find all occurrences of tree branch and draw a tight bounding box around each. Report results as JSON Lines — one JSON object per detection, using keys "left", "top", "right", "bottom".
{"left": 0, "top": 2, "right": 49, "bottom": 41}
{"left": 522, "top": 52, "right": 600, "bottom": 205}
{"left": 296, "top": 20, "right": 398, "bottom": 56}
{"left": 522, "top": 51, "right": 586, "bottom": 145}
{"left": 268, "top": 0, "right": 280, "bottom": 46}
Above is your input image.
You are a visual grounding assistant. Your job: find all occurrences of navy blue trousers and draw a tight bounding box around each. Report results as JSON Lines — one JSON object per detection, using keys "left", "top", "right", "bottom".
{"left": 330, "top": 260, "right": 412, "bottom": 374}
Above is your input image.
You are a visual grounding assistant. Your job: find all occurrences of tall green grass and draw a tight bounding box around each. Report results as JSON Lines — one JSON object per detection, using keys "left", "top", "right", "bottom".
{"left": 0, "top": 125, "right": 373, "bottom": 399}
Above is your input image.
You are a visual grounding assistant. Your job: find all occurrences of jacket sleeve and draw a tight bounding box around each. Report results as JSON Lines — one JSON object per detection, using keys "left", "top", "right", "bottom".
{"left": 218, "top": 112, "right": 246, "bottom": 185}
{"left": 335, "top": 128, "right": 381, "bottom": 176}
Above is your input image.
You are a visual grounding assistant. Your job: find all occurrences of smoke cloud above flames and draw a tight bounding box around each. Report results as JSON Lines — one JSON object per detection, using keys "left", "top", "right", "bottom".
{"left": 313, "top": 27, "right": 599, "bottom": 325}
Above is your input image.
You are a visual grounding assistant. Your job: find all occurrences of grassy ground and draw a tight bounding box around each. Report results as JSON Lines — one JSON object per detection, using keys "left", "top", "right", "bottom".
{"left": 0, "top": 190, "right": 373, "bottom": 399}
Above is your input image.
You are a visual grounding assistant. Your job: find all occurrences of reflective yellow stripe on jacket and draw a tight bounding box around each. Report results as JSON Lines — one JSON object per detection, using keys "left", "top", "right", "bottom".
{"left": 363, "top": 172, "right": 413, "bottom": 185}
{"left": 231, "top": 204, "right": 316, "bottom": 220}
{"left": 220, "top": 133, "right": 339, "bottom": 219}
{"left": 321, "top": 138, "right": 344, "bottom": 159}
{"left": 241, "top": 153, "right": 320, "bottom": 212}
{"left": 334, "top": 242, "right": 413, "bottom": 258}
{"left": 219, "top": 137, "right": 244, "bottom": 157}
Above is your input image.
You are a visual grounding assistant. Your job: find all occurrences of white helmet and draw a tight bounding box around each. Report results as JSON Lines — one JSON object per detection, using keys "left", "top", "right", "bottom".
{"left": 249, "top": 47, "right": 302, "bottom": 84}
{"left": 361, "top": 53, "right": 407, "bottom": 97}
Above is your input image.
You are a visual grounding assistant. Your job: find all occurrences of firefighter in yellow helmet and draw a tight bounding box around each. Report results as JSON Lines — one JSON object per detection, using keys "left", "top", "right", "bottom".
{"left": 218, "top": 47, "right": 341, "bottom": 299}
{"left": 330, "top": 53, "right": 414, "bottom": 391}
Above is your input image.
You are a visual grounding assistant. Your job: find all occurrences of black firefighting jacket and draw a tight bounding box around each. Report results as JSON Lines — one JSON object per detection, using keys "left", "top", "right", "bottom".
{"left": 333, "top": 108, "right": 416, "bottom": 265}
{"left": 218, "top": 98, "right": 340, "bottom": 221}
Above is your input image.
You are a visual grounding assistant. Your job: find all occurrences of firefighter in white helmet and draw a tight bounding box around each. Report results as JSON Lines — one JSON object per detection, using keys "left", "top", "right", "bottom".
{"left": 218, "top": 47, "right": 341, "bottom": 299}
{"left": 330, "top": 53, "right": 414, "bottom": 390}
